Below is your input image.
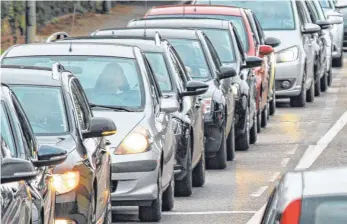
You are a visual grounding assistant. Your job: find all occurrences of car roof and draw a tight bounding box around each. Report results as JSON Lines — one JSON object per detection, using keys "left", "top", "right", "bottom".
{"left": 58, "top": 36, "right": 165, "bottom": 53}
{"left": 147, "top": 4, "right": 243, "bottom": 16}
{"left": 0, "top": 66, "right": 63, "bottom": 87}
{"left": 128, "top": 18, "right": 231, "bottom": 30}
{"left": 95, "top": 28, "right": 201, "bottom": 40}
{"left": 301, "top": 167, "right": 347, "bottom": 197}
{"left": 3, "top": 42, "right": 137, "bottom": 59}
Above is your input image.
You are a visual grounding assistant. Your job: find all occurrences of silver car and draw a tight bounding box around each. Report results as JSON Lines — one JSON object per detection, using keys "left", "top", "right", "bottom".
{"left": 0, "top": 40, "right": 179, "bottom": 222}
{"left": 320, "top": 0, "right": 345, "bottom": 67}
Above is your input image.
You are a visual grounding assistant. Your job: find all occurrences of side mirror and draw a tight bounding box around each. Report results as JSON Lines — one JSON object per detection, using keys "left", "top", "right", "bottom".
{"left": 264, "top": 37, "right": 281, "bottom": 48}
{"left": 243, "top": 56, "right": 263, "bottom": 69}
{"left": 160, "top": 97, "right": 179, "bottom": 113}
{"left": 335, "top": 3, "right": 347, "bottom": 9}
{"left": 82, "top": 117, "right": 117, "bottom": 139}
{"left": 218, "top": 65, "right": 237, "bottom": 80}
{"left": 302, "top": 23, "right": 321, "bottom": 34}
{"left": 31, "top": 145, "right": 67, "bottom": 167}
{"left": 182, "top": 80, "right": 209, "bottom": 96}
{"left": 1, "top": 158, "right": 38, "bottom": 184}
{"left": 259, "top": 45, "right": 274, "bottom": 55}
{"left": 316, "top": 20, "right": 331, "bottom": 29}
{"left": 327, "top": 15, "right": 344, "bottom": 24}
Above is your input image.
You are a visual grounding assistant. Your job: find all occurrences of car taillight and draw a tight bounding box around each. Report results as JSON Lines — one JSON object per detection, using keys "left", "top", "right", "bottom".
{"left": 202, "top": 98, "right": 212, "bottom": 114}
{"left": 280, "top": 199, "right": 301, "bottom": 224}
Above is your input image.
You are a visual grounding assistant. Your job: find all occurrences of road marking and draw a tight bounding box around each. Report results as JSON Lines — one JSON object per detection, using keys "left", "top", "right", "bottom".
{"left": 286, "top": 144, "right": 298, "bottom": 155}
{"left": 268, "top": 172, "right": 281, "bottom": 182}
{"left": 281, "top": 158, "right": 290, "bottom": 167}
{"left": 295, "top": 110, "right": 347, "bottom": 170}
{"left": 251, "top": 186, "right": 269, "bottom": 197}
{"left": 163, "top": 211, "right": 257, "bottom": 215}
{"left": 246, "top": 204, "right": 267, "bottom": 224}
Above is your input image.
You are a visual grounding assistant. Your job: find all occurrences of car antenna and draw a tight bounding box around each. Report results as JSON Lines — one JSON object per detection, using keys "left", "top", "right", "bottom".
{"left": 69, "top": 2, "right": 77, "bottom": 52}
{"left": 144, "top": 0, "right": 148, "bottom": 37}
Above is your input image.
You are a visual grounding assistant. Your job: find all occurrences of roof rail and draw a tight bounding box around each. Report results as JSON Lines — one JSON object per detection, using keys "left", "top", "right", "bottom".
{"left": 52, "top": 62, "right": 65, "bottom": 80}
{"left": 154, "top": 32, "right": 162, "bottom": 46}
{"left": 46, "top": 32, "right": 69, "bottom": 43}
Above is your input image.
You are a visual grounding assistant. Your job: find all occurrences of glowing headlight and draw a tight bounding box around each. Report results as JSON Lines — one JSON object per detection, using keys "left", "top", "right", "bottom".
{"left": 114, "top": 128, "right": 150, "bottom": 155}
{"left": 276, "top": 46, "right": 299, "bottom": 63}
{"left": 53, "top": 171, "right": 79, "bottom": 194}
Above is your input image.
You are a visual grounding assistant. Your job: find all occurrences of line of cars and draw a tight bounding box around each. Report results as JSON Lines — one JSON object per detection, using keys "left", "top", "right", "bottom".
{"left": 0, "top": 0, "right": 346, "bottom": 223}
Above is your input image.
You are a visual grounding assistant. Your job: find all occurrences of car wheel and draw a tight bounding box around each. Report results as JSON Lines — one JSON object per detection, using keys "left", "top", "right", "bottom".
{"left": 226, "top": 120, "right": 236, "bottom": 161}
{"left": 314, "top": 73, "right": 321, "bottom": 97}
{"left": 257, "top": 111, "right": 261, "bottom": 133}
{"left": 139, "top": 168, "right": 162, "bottom": 222}
{"left": 290, "top": 72, "right": 307, "bottom": 107}
{"left": 88, "top": 188, "right": 96, "bottom": 224}
{"left": 162, "top": 176, "right": 174, "bottom": 211}
{"left": 174, "top": 139, "right": 193, "bottom": 197}
{"left": 320, "top": 70, "right": 328, "bottom": 92}
{"left": 261, "top": 102, "right": 268, "bottom": 128}
{"left": 192, "top": 144, "right": 206, "bottom": 187}
{"left": 206, "top": 127, "right": 227, "bottom": 170}
{"left": 306, "top": 79, "right": 315, "bottom": 103}
{"left": 327, "top": 68, "right": 333, "bottom": 86}
{"left": 269, "top": 90, "right": 276, "bottom": 116}
{"left": 236, "top": 106, "right": 250, "bottom": 151}
{"left": 332, "top": 52, "right": 343, "bottom": 67}
{"left": 250, "top": 111, "right": 257, "bottom": 144}
{"left": 103, "top": 193, "right": 112, "bottom": 224}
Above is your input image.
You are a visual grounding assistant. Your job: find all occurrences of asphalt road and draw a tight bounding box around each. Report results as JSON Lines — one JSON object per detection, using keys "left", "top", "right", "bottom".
{"left": 110, "top": 56, "right": 347, "bottom": 224}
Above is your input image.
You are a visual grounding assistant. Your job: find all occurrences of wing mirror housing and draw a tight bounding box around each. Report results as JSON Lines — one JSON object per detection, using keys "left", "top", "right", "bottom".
{"left": 31, "top": 145, "right": 67, "bottom": 167}
{"left": 182, "top": 80, "right": 209, "bottom": 97}
{"left": 316, "top": 20, "right": 331, "bottom": 29}
{"left": 218, "top": 65, "right": 237, "bottom": 80}
{"left": 1, "top": 158, "right": 38, "bottom": 184}
{"left": 160, "top": 97, "right": 179, "bottom": 113}
{"left": 243, "top": 56, "right": 263, "bottom": 69}
{"left": 302, "top": 23, "right": 321, "bottom": 34}
{"left": 327, "top": 15, "right": 344, "bottom": 24}
{"left": 264, "top": 37, "right": 281, "bottom": 48}
{"left": 259, "top": 45, "right": 274, "bottom": 55}
{"left": 82, "top": 117, "right": 117, "bottom": 139}
{"left": 335, "top": 3, "right": 347, "bottom": 9}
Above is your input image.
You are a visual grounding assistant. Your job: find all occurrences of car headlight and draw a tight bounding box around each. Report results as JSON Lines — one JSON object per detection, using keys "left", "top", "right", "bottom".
{"left": 231, "top": 84, "right": 240, "bottom": 99}
{"left": 53, "top": 171, "right": 79, "bottom": 194}
{"left": 114, "top": 127, "right": 151, "bottom": 155}
{"left": 276, "top": 46, "right": 299, "bottom": 63}
{"left": 202, "top": 98, "right": 213, "bottom": 114}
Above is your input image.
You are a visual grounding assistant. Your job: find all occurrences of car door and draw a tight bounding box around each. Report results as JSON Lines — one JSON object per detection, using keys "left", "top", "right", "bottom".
{"left": 296, "top": 0, "right": 315, "bottom": 86}
{"left": 69, "top": 78, "right": 108, "bottom": 221}
{"left": 143, "top": 57, "right": 174, "bottom": 187}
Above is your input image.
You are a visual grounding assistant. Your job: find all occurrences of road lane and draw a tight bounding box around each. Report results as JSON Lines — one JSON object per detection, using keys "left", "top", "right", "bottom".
{"left": 112, "top": 56, "right": 346, "bottom": 224}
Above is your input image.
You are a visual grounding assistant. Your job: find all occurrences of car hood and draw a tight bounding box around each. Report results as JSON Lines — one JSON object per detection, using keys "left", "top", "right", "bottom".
{"left": 264, "top": 30, "right": 301, "bottom": 52}
{"left": 36, "top": 134, "right": 76, "bottom": 154}
{"left": 92, "top": 110, "right": 146, "bottom": 147}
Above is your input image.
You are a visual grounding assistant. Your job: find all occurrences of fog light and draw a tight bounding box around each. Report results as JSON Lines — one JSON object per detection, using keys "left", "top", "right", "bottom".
{"left": 281, "top": 80, "right": 291, "bottom": 89}
{"left": 55, "top": 220, "right": 76, "bottom": 224}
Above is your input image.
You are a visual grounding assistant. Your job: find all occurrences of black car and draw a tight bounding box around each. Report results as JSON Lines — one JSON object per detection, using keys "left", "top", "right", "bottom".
{"left": 55, "top": 34, "right": 209, "bottom": 196}
{"left": 0, "top": 64, "right": 117, "bottom": 224}
{"left": 0, "top": 83, "right": 67, "bottom": 224}
{"left": 126, "top": 18, "right": 265, "bottom": 151}
{"left": 92, "top": 27, "right": 240, "bottom": 168}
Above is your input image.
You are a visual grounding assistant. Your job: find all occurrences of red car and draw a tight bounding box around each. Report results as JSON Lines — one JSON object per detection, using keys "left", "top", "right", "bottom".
{"left": 145, "top": 4, "right": 276, "bottom": 130}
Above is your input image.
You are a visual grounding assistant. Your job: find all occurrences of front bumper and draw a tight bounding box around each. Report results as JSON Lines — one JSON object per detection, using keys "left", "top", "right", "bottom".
{"left": 110, "top": 151, "right": 160, "bottom": 206}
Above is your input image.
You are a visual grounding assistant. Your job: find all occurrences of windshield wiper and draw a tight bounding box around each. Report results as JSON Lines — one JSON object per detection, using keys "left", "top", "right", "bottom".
{"left": 89, "top": 103, "right": 133, "bottom": 112}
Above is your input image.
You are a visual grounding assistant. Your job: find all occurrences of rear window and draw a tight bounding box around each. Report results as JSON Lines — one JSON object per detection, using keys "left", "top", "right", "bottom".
{"left": 300, "top": 196, "right": 347, "bottom": 224}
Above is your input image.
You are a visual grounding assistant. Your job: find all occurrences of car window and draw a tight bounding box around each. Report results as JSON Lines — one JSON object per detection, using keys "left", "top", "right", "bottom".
{"left": 70, "top": 79, "right": 91, "bottom": 131}
{"left": 245, "top": 11, "right": 261, "bottom": 45}
{"left": 202, "top": 28, "right": 236, "bottom": 63}
{"left": 319, "top": 0, "right": 333, "bottom": 8}
{"left": 297, "top": 0, "right": 310, "bottom": 26}
{"left": 0, "top": 102, "right": 16, "bottom": 156}
{"left": 306, "top": 1, "right": 320, "bottom": 22}
{"left": 313, "top": 0, "right": 327, "bottom": 20}
{"left": 145, "top": 52, "right": 173, "bottom": 92}
{"left": 143, "top": 57, "right": 161, "bottom": 107}
{"left": 11, "top": 85, "right": 69, "bottom": 136}
{"left": 253, "top": 14, "right": 266, "bottom": 45}
{"left": 168, "top": 50, "right": 185, "bottom": 91}
{"left": 169, "top": 38, "right": 212, "bottom": 81}
{"left": 2, "top": 56, "right": 145, "bottom": 110}
{"left": 203, "top": 35, "right": 222, "bottom": 71}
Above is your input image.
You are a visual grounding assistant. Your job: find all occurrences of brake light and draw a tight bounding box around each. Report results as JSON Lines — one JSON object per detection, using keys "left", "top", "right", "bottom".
{"left": 202, "top": 99, "right": 212, "bottom": 114}
{"left": 280, "top": 199, "right": 301, "bottom": 224}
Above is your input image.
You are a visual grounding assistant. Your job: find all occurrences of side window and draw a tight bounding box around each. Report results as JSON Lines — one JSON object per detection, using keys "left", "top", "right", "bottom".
{"left": 204, "top": 35, "right": 223, "bottom": 70}
{"left": 70, "top": 79, "right": 90, "bottom": 131}
{"left": 247, "top": 12, "right": 260, "bottom": 45}
{"left": 233, "top": 26, "right": 247, "bottom": 62}
{"left": 296, "top": 1, "right": 308, "bottom": 26}
{"left": 253, "top": 14, "right": 266, "bottom": 45}
{"left": 143, "top": 57, "right": 161, "bottom": 107}
{"left": 169, "top": 50, "right": 187, "bottom": 91}
{"left": 1, "top": 102, "right": 17, "bottom": 157}
{"left": 12, "top": 95, "right": 36, "bottom": 158}
{"left": 305, "top": 2, "right": 319, "bottom": 22}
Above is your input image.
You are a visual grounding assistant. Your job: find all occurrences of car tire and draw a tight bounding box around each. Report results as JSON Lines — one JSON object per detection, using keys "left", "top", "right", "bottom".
{"left": 192, "top": 146, "right": 206, "bottom": 187}
{"left": 290, "top": 72, "right": 307, "bottom": 107}
{"left": 306, "top": 79, "right": 315, "bottom": 103}
{"left": 332, "top": 52, "right": 343, "bottom": 68}
{"left": 139, "top": 168, "right": 162, "bottom": 222}
{"left": 174, "top": 139, "right": 193, "bottom": 197}
{"left": 320, "top": 71, "right": 328, "bottom": 92}
{"left": 226, "top": 120, "right": 236, "bottom": 161}
{"left": 236, "top": 106, "right": 250, "bottom": 151}
{"left": 269, "top": 90, "right": 276, "bottom": 116}
{"left": 162, "top": 176, "right": 174, "bottom": 211}
{"left": 88, "top": 188, "right": 96, "bottom": 224}
{"left": 257, "top": 111, "right": 261, "bottom": 133}
{"left": 250, "top": 111, "right": 257, "bottom": 144}
{"left": 327, "top": 68, "right": 333, "bottom": 87}
{"left": 206, "top": 127, "right": 227, "bottom": 170}
{"left": 261, "top": 102, "right": 268, "bottom": 128}
{"left": 103, "top": 194, "right": 112, "bottom": 224}
{"left": 314, "top": 74, "right": 321, "bottom": 97}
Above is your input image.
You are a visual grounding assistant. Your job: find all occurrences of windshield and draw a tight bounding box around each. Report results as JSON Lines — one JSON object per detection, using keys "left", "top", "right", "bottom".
{"left": 300, "top": 196, "right": 347, "bottom": 224}
{"left": 145, "top": 53, "right": 173, "bottom": 92}
{"left": 319, "top": 0, "right": 333, "bottom": 8}
{"left": 195, "top": 0, "right": 296, "bottom": 30}
{"left": 202, "top": 29, "right": 235, "bottom": 63}
{"left": 168, "top": 39, "right": 212, "bottom": 81}
{"left": 10, "top": 86, "right": 69, "bottom": 135}
{"left": 0, "top": 102, "right": 16, "bottom": 156}
{"left": 2, "top": 56, "right": 145, "bottom": 110}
